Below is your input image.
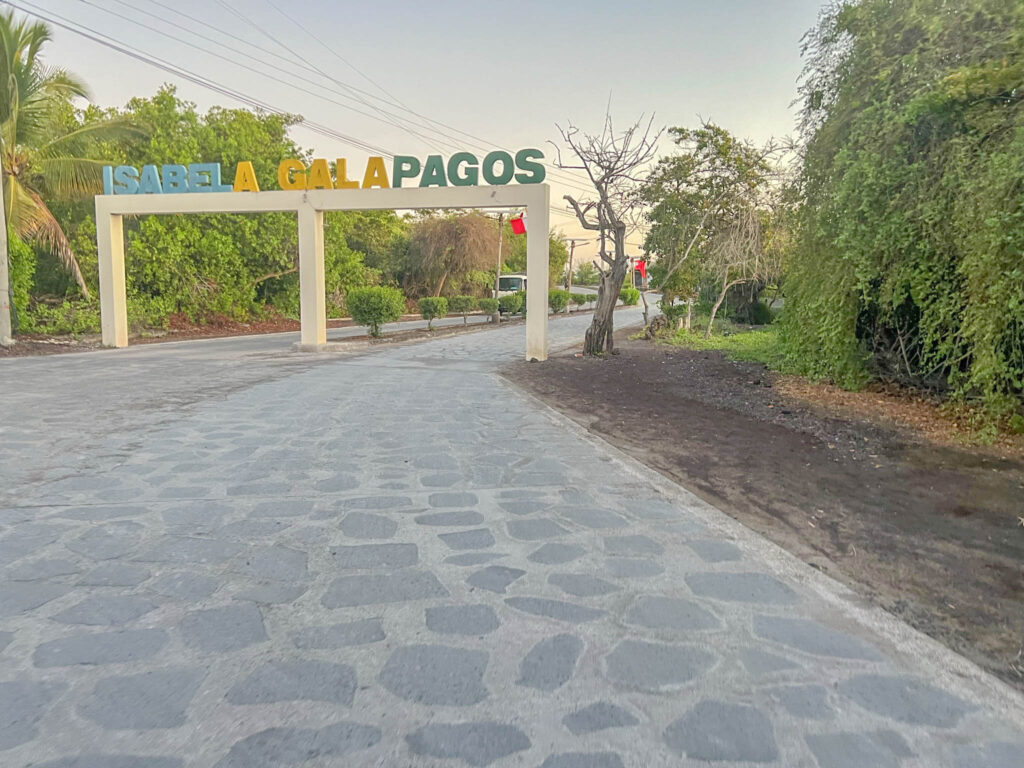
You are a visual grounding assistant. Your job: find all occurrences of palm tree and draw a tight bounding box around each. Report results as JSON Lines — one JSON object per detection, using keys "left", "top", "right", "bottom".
{"left": 0, "top": 11, "right": 140, "bottom": 298}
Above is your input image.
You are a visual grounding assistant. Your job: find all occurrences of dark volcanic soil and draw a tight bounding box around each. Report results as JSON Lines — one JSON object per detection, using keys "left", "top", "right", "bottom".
{"left": 504, "top": 334, "right": 1024, "bottom": 690}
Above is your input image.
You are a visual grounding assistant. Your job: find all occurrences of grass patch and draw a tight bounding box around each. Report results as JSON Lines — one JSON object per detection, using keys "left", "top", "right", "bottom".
{"left": 661, "top": 321, "right": 789, "bottom": 370}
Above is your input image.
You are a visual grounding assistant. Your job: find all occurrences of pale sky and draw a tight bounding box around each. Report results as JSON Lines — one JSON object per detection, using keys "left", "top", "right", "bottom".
{"left": 35, "top": 0, "right": 825, "bottom": 264}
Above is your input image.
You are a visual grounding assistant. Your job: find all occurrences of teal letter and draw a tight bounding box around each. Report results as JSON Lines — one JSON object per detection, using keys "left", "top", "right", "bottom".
{"left": 419, "top": 155, "right": 448, "bottom": 187}
{"left": 112, "top": 165, "right": 139, "bottom": 194}
{"left": 515, "top": 148, "right": 546, "bottom": 184}
{"left": 188, "top": 163, "right": 214, "bottom": 192}
{"left": 138, "top": 165, "right": 163, "bottom": 194}
{"left": 482, "top": 151, "right": 514, "bottom": 185}
{"left": 208, "top": 163, "right": 233, "bottom": 192}
{"left": 447, "top": 152, "right": 479, "bottom": 186}
{"left": 102, "top": 166, "right": 113, "bottom": 195}
{"left": 392, "top": 156, "right": 421, "bottom": 188}
{"left": 162, "top": 164, "right": 189, "bottom": 193}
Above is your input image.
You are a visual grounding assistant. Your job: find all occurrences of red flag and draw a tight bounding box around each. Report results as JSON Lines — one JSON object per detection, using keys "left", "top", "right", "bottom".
{"left": 510, "top": 214, "right": 526, "bottom": 235}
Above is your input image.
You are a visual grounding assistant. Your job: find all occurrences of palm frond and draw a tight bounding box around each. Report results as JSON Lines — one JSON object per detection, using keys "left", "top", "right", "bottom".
{"left": 33, "top": 156, "right": 108, "bottom": 199}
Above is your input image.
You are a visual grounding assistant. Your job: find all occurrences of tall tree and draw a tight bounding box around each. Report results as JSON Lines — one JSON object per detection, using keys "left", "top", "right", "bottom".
{"left": 0, "top": 11, "right": 138, "bottom": 298}
{"left": 555, "top": 113, "right": 661, "bottom": 355}
{"left": 405, "top": 212, "right": 497, "bottom": 297}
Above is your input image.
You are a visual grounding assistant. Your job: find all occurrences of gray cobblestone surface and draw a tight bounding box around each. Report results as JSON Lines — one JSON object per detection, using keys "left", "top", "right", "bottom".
{"left": 1, "top": 309, "right": 1023, "bottom": 766}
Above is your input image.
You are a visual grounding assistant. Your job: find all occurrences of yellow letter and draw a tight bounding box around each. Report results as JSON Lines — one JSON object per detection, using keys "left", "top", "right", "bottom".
{"left": 362, "top": 156, "right": 390, "bottom": 189}
{"left": 335, "top": 158, "right": 359, "bottom": 189}
{"left": 307, "top": 158, "right": 334, "bottom": 190}
{"left": 278, "top": 159, "right": 307, "bottom": 190}
{"left": 232, "top": 161, "right": 260, "bottom": 192}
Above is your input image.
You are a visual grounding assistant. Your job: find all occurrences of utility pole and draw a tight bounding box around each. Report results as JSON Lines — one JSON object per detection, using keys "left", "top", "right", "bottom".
{"left": 564, "top": 238, "right": 588, "bottom": 312}
{"left": 494, "top": 212, "right": 504, "bottom": 299}
{"left": 0, "top": 179, "right": 13, "bottom": 347}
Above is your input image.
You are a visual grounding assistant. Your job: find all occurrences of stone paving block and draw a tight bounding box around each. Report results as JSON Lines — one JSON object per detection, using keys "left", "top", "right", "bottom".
{"left": 415, "top": 510, "right": 485, "bottom": 527}
{"left": 248, "top": 500, "right": 314, "bottom": 518}
{"left": 0, "top": 680, "right": 64, "bottom": 749}
{"left": 769, "top": 685, "right": 834, "bottom": 720}
{"left": 507, "top": 519, "right": 569, "bottom": 541}
{"left": 499, "top": 500, "right": 547, "bottom": 516}
{"left": 753, "top": 615, "right": 882, "bottom": 660}
{"left": 805, "top": 732, "right": 907, "bottom": 768}
{"left": 422, "top": 472, "right": 462, "bottom": 487}
{"left": 467, "top": 565, "right": 526, "bottom": 594}
{"left": 340, "top": 512, "right": 398, "bottom": 538}
{"left": 379, "top": 644, "right": 488, "bottom": 705}
{"left": 0, "top": 631, "right": 11, "bottom": 653}
{"left": 604, "top": 640, "right": 716, "bottom": 692}
{"left": 539, "top": 753, "right": 625, "bottom": 768}
{"left": 34, "top": 629, "right": 168, "bottom": 667}
{"left": 603, "top": 535, "right": 664, "bottom": 556}
{"left": 738, "top": 648, "right": 800, "bottom": 675}
{"left": 291, "top": 618, "right": 386, "bottom": 648}
{"left": 439, "top": 529, "right": 496, "bottom": 550}
{"left": 234, "top": 583, "right": 307, "bottom": 604}
{"left": 330, "top": 543, "right": 418, "bottom": 569}
{"left": 838, "top": 674, "right": 973, "bottom": 727}
{"left": 35, "top": 756, "right": 182, "bottom": 768}
{"left": 148, "top": 572, "right": 219, "bottom": 600}
{"left": 952, "top": 742, "right": 1024, "bottom": 768}
{"left": 686, "top": 572, "right": 799, "bottom": 604}
{"left": 213, "top": 722, "right": 381, "bottom": 767}
{"left": 624, "top": 596, "right": 720, "bottom": 631}
{"left": 233, "top": 545, "right": 308, "bottom": 581}
{"left": 56, "top": 506, "right": 148, "bottom": 522}
{"left": 136, "top": 537, "right": 243, "bottom": 564}
{"left": 687, "top": 539, "right": 742, "bottom": 562}
{"left": 517, "top": 634, "right": 583, "bottom": 691}
{"left": 65, "top": 522, "right": 144, "bottom": 560}
{"left": 556, "top": 507, "right": 628, "bottom": 529}
{"left": 227, "top": 481, "right": 290, "bottom": 496}
{"left": 314, "top": 474, "right": 360, "bottom": 492}
{"left": 322, "top": 570, "right": 448, "bottom": 608}
{"left": 426, "top": 605, "right": 500, "bottom": 635}
{"left": 220, "top": 520, "right": 290, "bottom": 539}
{"left": 180, "top": 604, "right": 268, "bottom": 653}
{"left": 406, "top": 722, "right": 531, "bottom": 766}
{"left": 548, "top": 573, "right": 620, "bottom": 597}
{"left": 8, "top": 558, "right": 80, "bottom": 581}
{"left": 528, "top": 543, "right": 586, "bottom": 565}
{"left": 604, "top": 558, "right": 664, "bottom": 578}
{"left": 77, "top": 563, "right": 151, "bottom": 587}
{"left": 226, "top": 660, "right": 356, "bottom": 705}
{"left": 79, "top": 668, "right": 203, "bottom": 730}
{"left": 506, "top": 597, "right": 605, "bottom": 623}
{"left": 53, "top": 596, "right": 157, "bottom": 626}
{"left": 664, "top": 700, "right": 778, "bottom": 762}
{"left": 562, "top": 702, "right": 639, "bottom": 735}
{"left": 337, "top": 495, "right": 414, "bottom": 510}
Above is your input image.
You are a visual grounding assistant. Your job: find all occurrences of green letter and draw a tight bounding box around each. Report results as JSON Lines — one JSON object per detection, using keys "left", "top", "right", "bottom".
{"left": 419, "top": 154, "right": 448, "bottom": 187}
{"left": 392, "top": 156, "right": 421, "bottom": 188}
{"left": 447, "top": 152, "right": 479, "bottom": 186}
{"left": 515, "top": 148, "right": 546, "bottom": 184}
{"left": 482, "top": 150, "right": 514, "bottom": 185}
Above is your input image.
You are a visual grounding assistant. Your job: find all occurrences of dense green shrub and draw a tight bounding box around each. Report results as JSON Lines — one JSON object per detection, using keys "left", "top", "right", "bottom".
{"left": 348, "top": 286, "right": 405, "bottom": 337}
{"left": 477, "top": 297, "right": 499, "bottom": 320}
{"left": 620, "top": 287, "right": 640, "bottom": 306}
{"left": 23, "top": 300, "right": 101, "bottom": 335}
{"left": 738, "top": 301, "right": 773, "bottom": 326}
{"left": 417, "top": 296, "right": 448, "bottom": 330}
{"left": 498, "top": 293, "right": 523, "bottom": 314}
{"left": 548, "top": 290, "right": 570, "bottom": 313}
{"left": 448, "top": 295, "right": 476, "bottom": 324}
{"left": 570, "top": 293, "right": 588, "bottom": 309}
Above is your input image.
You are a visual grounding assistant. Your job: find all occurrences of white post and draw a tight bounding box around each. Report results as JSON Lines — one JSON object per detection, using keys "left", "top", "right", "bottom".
{"left": 297, "top": 205, "right": 326, "bottom": 349}
{"left": 525, "top": 184, "right": 550, "bottom": 361}
{"left": 97, "top": 210, "right": 128, "bottom": 348}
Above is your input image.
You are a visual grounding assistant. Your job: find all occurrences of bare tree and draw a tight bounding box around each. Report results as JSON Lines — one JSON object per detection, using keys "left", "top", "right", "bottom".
{"left": 553, "top": 113, "right": 662, "bottom": 355}
{"left": 405, "top": 212, "right": 501, "bottom": 297}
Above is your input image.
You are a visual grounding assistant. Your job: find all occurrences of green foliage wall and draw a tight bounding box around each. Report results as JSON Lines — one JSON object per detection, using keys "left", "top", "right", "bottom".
{"left": 781, "top": 0, "right": 1024, "bottom": 430}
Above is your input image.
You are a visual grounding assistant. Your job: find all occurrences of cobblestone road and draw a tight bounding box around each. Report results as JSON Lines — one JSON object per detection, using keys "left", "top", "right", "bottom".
{"left": 1, "top": 310, "right": 1022, "bottom": 767}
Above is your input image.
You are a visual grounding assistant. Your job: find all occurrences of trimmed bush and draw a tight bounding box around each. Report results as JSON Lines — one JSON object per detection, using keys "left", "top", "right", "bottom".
{"left": 498, "top": 293, "right": 523, "bottom": 314}
{"left": 448, "top": 295, "right": 476, "bottom": 324}
{"left": 417, "top": 296, "right": 449, "bottom": 330}
{"left": 548, "top": 290, "right": 570, "bottom": 313}
{"left": 477, "top": 297, "right": 499, "bottom": 321}
{"left": 347, "top": 286, "right": 405, "bottom": 337}
{"left": 620, "top": 287, "right": 641, "bottom": 306}
{"left": 570, "top": 293, "right": 589, "bottom": 309}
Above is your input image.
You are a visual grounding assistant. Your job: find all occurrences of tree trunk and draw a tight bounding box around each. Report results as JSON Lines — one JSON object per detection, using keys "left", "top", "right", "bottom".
{"left": 434, "top": 271, "right": 449, "bottom": 297}
{"left": 684, "top": 298, "right": 693, "bottom": 332}
{"left": 706, "top": 278, "right": 737, "bottom": 338}
{"left": 584, "top": 259, "right": 628, "bottom": 355}
{"left": 640, "top": 288, "right": 649, "bottom": 327}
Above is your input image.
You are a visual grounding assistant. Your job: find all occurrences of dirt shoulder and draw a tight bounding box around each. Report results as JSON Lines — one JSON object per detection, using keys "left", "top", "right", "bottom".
{"left": 503, "top": 333, "right": 1024, "bottom": 691}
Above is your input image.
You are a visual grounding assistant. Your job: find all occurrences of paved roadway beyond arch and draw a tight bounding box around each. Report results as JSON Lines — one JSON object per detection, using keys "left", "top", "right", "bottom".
{"left": 0, "top": 307, "right": 1021, "bottom": 767}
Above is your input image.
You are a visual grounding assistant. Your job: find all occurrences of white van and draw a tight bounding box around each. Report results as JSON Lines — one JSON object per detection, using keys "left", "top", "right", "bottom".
{"left": 496, "top": 273, "right": 527, "bottom": 298}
